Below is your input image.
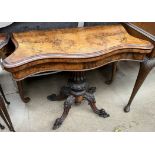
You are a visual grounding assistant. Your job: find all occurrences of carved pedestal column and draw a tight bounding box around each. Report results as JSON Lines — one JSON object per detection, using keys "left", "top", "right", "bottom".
{"left": 47, "top": 71, "right": 110, "bottom": 130}
{"left": 124, "top": 57, "right": 155, "bottom": 112}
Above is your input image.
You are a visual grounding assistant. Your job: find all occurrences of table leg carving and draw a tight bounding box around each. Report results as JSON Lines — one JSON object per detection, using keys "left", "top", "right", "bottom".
{"left": 124, "top": 58, "right": 155, "bottom": 112}
{"left": 47, "top": 86, "right": 70, "bottom": 101}
{"left": 105, "top": 61, "right": 118, "bottom": 85}
{"left": 0, "top": 96, "right": 15, "bottom": 131}
{"left": 84, "top": 92, "right": 110, "bottom": 118}
{"left": 50, "top": 71, "right": 109, "bottom": 130}
{"left": 53, "top": 95, "right": 75, "bottom": 130}
{"left": 0, "top": 84, "right": 10, "bottom": 105}
{"left": 17, "top": 81, "right": 30, "bottom": 103}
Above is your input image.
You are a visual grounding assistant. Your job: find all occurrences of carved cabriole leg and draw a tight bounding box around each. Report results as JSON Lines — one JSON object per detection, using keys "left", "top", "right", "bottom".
{"left": 84, "top": 92, "right": 110, "bottom": 118}
{"left": 51, "top": 71, "right": 109, "bottom": 130}
{"left": 47, "top": 86, "right": 70, "bottom": 101}
{"left": 0, "top": 84, "right": 10, "bottom": 105}
{"left": 53, "top": 95, "right": 75, "bottom": 130}
{"left": 105, "top": 61, "right": 118, "bottom": 85}
{"left": 124, "top": 58, "right": 155, "bottom": 112}
{"left": 0, "top": 96, "right": 15, "bottom": 131}
{"left": 16, "top": 80, "right": 30, "bottom": 103}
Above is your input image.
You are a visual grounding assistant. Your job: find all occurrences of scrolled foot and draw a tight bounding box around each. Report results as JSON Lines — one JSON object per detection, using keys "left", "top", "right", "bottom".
{"left": 53, "top": 118, "right": 63, "bottom": 130}
{"left": 16, "top": 81, "right": 31, "bottom": 103}
{"left": 124, "top": 105, "right": 130, "bottom": 113}
{"left": 47, "top": 94, "right": 66, "bottom": 101}
{"left": 47, "top": 86, "right": 70, "bottom": 101}
{"left": 22, "top": 97, "right": 31, "bottom": 103}
{"left": 84, "top": 92, "right": 110, "bottom": 118}
{"left": 52, "top": 95, "right": 75, "bottom": 130}
{"left": 98, "top": 109, "right": 110, "bottom": 118}
{"left": 0, "top": 124, "right": 5, "bottom": 130}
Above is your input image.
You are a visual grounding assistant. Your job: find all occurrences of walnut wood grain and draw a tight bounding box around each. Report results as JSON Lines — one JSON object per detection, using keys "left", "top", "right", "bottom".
{"left": 1, "top": 24, "right": 154, "bottom": 81}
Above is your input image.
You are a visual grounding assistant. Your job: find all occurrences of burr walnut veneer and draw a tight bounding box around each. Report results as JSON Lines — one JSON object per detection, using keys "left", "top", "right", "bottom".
{"left": 2, "top": 25, "right": 153, "bottom": 80}
{"left": 0, "top": 24, "right": 154, "bottom": 129}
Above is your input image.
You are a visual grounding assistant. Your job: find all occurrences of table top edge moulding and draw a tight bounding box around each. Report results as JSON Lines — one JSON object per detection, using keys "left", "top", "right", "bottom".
{"left": 1, "top": 24, "right": 154, "bottom": 80}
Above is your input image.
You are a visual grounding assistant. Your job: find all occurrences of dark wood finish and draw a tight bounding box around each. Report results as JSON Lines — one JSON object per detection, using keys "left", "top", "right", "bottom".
{"left": 0, "top": 123, "right": 5, "bottom": 129}
{"left": 0, "top": 84, "right": 15, "bottom": 131}
{"left": 0, "top": 84, "right": 10, "bottom": 105}
{"left": 0, "top": 24, "right": 154, "bottom": 129}
{"left": 16, "top": 81, "right": 30, "bottom": 103}
{"left": 0, "top": 35, "right": 15, "bottom": 131}
{"left": 105, "top": 61, "right": 118, "bottom": 84}
{"left": 0, "top": 96, "right": 15, "bottom": 131}
{"left": 124, "top": 57, "right": 155, "bottom": 112}
{"left": 124, "top": 22, "right": 155, "bottom": 112}
{"left": 51, "top": 71, "right": 109, "bottom": 130}
{"left": 0, "top": 35, "right": 26, "bottom": 103}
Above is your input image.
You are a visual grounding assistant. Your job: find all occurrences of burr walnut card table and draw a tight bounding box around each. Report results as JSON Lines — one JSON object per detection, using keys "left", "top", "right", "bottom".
{"left": 1, "top": 24, "right": 154, "bottom": 130}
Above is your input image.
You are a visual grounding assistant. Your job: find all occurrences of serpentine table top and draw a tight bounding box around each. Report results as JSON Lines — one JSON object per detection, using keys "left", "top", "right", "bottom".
{"left": 0, "top": 24, "right": 154, "bottom": 130}
{"left": 1, "top": 24, "right": 153, "bottom": 80}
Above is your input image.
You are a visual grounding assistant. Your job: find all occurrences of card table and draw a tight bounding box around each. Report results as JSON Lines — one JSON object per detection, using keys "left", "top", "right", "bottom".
{"left": 0, "top": 24, "right": 154, "bottom": 129}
